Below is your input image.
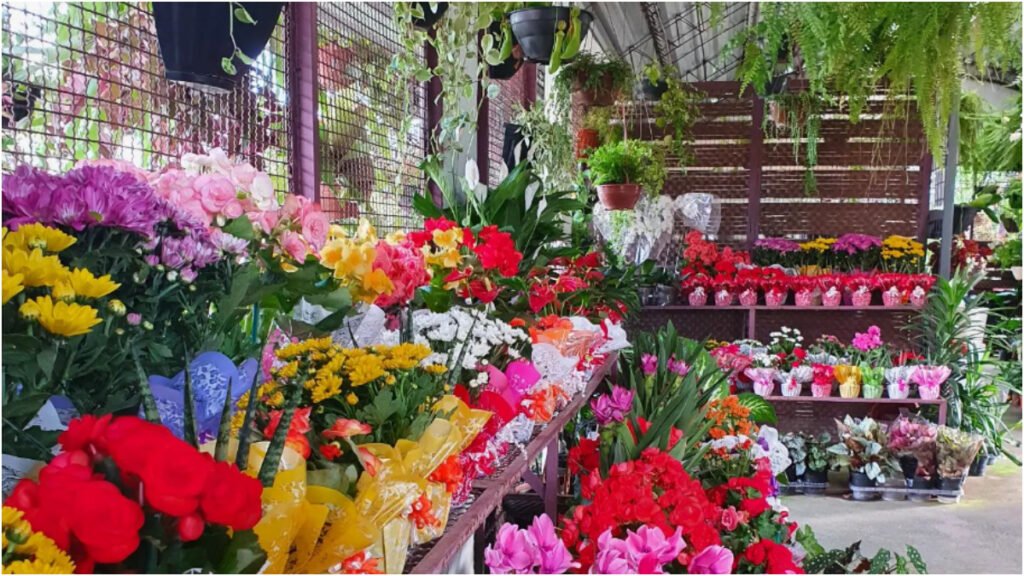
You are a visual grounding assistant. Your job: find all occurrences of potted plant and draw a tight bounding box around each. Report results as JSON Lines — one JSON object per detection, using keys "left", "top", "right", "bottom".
{"left": 577, "top": 106, "right": 620, "bottom": 159}
{"left": 782, "top": 433, "right": 807, "bottom": 482}
{"left": 833, "top": 364, "right": 862, "bottom": 398}
{"left": 805, "top": 432, "right": 832, "bottom": 493}
{"left": 509, "top": 6, "right": 593, "bottom": 72}
{"left": 828, "top": 416, "right": 898, "bottom": 501}
{"left": 936, "top": 426, "right": 983, "bottom": 495}
{"left": 654, "top": 78, "right": 702, "bottom": 163}
{"left": 884, "top": 365, "right": 913, "bottom": 399}
{"left": 810, "top": 364, "right": 834, "bottom": 398}
{"left": 587, "top": 140, "right": 662, "bottom": 210}
{"left": 910, "top": 365, "right": 950, "bottom": 400}
{"left": 153, "top": 2, "right": 285, "bottom": 93}
{"left": 557, "top": 52, "right": 633, "bottom": 107}
{"left": 641, "top": 62, "right": 673, "bottom": 100}
{"left": 887, "top": 415, "right": 938, "bottom": 492}
{"left": 860, "top": 365, "right": 884, "bottom": 399}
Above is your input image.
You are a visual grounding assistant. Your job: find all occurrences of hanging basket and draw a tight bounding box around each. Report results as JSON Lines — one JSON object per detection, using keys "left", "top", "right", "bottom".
{"left": 153, "top": 2, "right": 284, "bottom": 93}
{"left": 509, "top": 7, "right": 593, "bottom": 65}
{"left": 596, "top": 183, "right": 641, "bottom": 210}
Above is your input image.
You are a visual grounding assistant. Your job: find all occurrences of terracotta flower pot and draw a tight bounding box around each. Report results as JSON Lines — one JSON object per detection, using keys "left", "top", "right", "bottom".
{"left": 596, "top": 183, "right": 642, "bottom": 210}
{"left": 574, "top": 72, "right": 620, "bottom": 107}
{"left": 575, "top": 128, "right": 600, "bottom": 159}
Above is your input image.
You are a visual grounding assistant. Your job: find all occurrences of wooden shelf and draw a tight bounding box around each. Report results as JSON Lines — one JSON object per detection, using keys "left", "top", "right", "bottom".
{"left": 642, "top": 305, "right": 922, "bottom": 312}
{"left": 764, "top": 396, "right": 944, "bottom": 404}
{"left": 404, "top": 354, "right": 617, "bottom": 574}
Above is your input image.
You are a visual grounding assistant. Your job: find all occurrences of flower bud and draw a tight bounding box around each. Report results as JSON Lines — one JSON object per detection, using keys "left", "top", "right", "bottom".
{"left": 177, "top": 513, "right": 205, "bottom": 542}
{"left": 108, "top": 299, "right": 126, "bottom": 316}
{"left": 142, "top": 321, "right": 154, "bottom": 331}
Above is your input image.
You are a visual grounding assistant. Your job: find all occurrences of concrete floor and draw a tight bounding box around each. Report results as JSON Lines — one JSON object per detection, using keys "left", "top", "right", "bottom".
{"left": 786, "top": 408, "right": 1023, "bottom": 574}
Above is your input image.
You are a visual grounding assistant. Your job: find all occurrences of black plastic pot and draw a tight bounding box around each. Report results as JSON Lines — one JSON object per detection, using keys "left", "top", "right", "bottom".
{"left": 642, "top": 79, "right": 668, "bottom": 100}
{"left": 487, "top": 21, "right": 523, "bottom": 80}
{"left": 939, "top": 476, "right": 965, "bottom": 492}
{"left": 784, "top": 465, "right": 803, "bottom": 483}
{"left": 153, "top": 2, "right": 284, "bottom": 93}
{"left": 911, "top": 475, "right": 937, "bottom": 490}
{"left": 986, "top": 453, "right": 998, "bottom": 465}
{"left": 849, "top": 471, "right": 876, "bottom": 487}
{"left": 968, "top": 454, "right": 988, "bottom": 477}
{"left": 805, "top": 469, "right": 829, "bottom": 485}
{"left": 898, "top": 455, "right": 919, "bottom": 480}
{"left": 509, "top": 7, "right": 593, "bottom": 65}
{"left": 412, "top": 2, "right": 448, "bottom": 28}
{"left": 501, "top": 123, "right": 528, "bottom": 171}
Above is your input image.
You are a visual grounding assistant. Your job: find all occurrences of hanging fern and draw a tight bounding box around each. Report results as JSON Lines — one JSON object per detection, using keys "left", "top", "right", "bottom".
{"left": 730, "top": 2, "right": 1022, "bottom": 161}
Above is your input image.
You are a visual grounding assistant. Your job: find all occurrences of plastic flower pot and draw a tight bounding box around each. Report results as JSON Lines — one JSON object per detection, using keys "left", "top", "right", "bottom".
{"left": 851, "top": 289, "right": 872, "bottom": 307}
{"left": 849, "top": 471, "right": 880, "bottom": 501}
{"left": 794, "top": 290, "right": 816, "bottom": 307}
{"left": 487, "top": 21, "right": 523, "bottom": 80}
{"left": 575, "top": 128, "right": 600, "bottom": 159}
{"left": 780, "top": 377, "right": 802, "bottom": 397}
{"left": 764, "top": 289, "right": 788, "bottom": 307}
{"left": 862, "top": 384, "right": 883, "bottom": 399}
{"left": 834, "top": 365, "right": 862, "bottom": 398}
{"left": 811, "top": 382, "right": 832, "bottom": 398}
{"left": 884, "top": 366, "right": 913, "bottom": 398}
{"left": 805, "top": 469, "right": 829, "bottom": 494}
{"left": 939, "top": 476, "right": 964, "bottom": 493}
{"left": 909, "top": 288, "right": 928, "bottom": 308}
{"left": 785, "top": 465, "right": 803, "bottom": 483}
{"left": 917, "top": 382, "right": 941, "bottom": 400}
{"left": 881, "top": 477, "right": 907, "bottom": 501}
{"left": 688, "top": 289, "right": 708, "bottom": 307}
{"left": 860, "top": 365, "right": 884, "bottom": 398}
{"left": 153, "top": 2, "right": 285, "bottom": 94}
{"left": 909, "top": 475, "right": 936, "bottom": 502}
{"left": 714, "top": 289, "right": 735, "bottom": 307}
{"left": 882, "top": 288, "right": 904, "bottom": 307}
{"left": 596, "top": 183, "right": 641, "bottom": 210}
{"left": 822, "top": 288, "right": 842, "bottom": 307}
{"left": 738, "top": 289, "right": 758, "bottom": 306}
{"left": 968, "top": 453, "right": 989, "bottom": 477}
{"left": 509, "top": 7, "right": 594, "bottom": 65}
{"left": 745, "top": 368, "right": 776, "bottom": 397}
{"left": 887, "top": 381, "right": 910, "bottom": 399}
{"left": 898, "top": 456, "right": 918, "bottom": 481}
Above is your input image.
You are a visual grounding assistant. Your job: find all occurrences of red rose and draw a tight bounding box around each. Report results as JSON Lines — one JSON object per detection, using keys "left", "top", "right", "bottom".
{"left": 68, "top": 479, "right": 144, "bottom": 564}
{"left": 104, "top": 417, "right": 175, "bottom": 476}
{"left": 744, "top": 541, "right": 768, "bottom": 565}
{"left": 58, "top": 414, "right": 112, "bottom": 454}
{"left": 200, "top": 461, "right": 263, "bottom": 530}
{"left": 141, "top": 438, "right": 215, "bottom": 517}
{"left": 177, "top": 513, "right": 205, "bottom": 542}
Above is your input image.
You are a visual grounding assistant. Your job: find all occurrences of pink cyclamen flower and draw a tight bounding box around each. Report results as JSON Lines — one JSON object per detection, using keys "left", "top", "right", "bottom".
{"left": 527, "top": 514, "right": 577, "bottom": 574}
{"left": 593, "top": 530, "right": 632, "bottom": 574}
{"left": 641, "top": 353, "right": 658, "bottom": 376}
{"left": 624, "top": 525, "right": 685, "bottom": 569}
{"left": 484, "top": 523, "right": 539, "bottom": 574}
{"left": 688, "top": 545, "right": 734, "bottom": 574}
{"left": 852, "top": 325, "right": 883, "bottom": 352}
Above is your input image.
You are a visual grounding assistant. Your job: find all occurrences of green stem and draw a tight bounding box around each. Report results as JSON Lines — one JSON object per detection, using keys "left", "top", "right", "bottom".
{"left": 182, "top": 347, "right": 198, "bottom": 447}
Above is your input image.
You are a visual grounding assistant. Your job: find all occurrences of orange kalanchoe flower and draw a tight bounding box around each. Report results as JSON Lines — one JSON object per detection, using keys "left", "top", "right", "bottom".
{"left": 409, "top": 493, "right": 440, "bottom": 530}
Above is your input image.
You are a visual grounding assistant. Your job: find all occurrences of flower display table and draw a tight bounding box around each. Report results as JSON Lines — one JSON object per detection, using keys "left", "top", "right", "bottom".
{"left": 404, "top": 353, "right": 617, "bottom": 574}
{"left": 764, "top": 396, "right": 947, "bottom": 435}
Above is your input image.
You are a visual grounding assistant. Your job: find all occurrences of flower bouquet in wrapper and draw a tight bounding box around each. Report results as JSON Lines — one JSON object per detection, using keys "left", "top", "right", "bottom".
{"left": 844, "top": 273, "right": 874, "bottom": 307}
{"left": 793, "top": 275, "right": 818, "bottom": 306}
{"left": 762, "top": 273, "right": 789, "bottom": 307}
{"left": 907, "top": 274, "right": 936, "bottom": 307}
{"left": 875, "top": 273, "right": 911, "bottom": 307}
{"left": 811, "top": 364, "right": 834, "bottom": 397}
{"left": 818, "top": 274, "right": 843, "bottom": 307}
{"left": 834, "top": 365, "right": 862, "bottom": 398}
{"left": 910, "top": 365, "right": 951, "bottom": 400}
{"left": 713, "top": 275, "right": 736, "bottom": 307}
{"left": 681, "top": 274, "right": 710, "bottom": 306}
{"left": 735, "top": 268, "right": 760, "bottom": 306}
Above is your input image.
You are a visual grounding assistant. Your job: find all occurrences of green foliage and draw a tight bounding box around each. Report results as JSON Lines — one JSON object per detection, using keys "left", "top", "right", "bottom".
{"left": 556, "top": 51, "right": 633, "bottom": 96}
{"left": 806, "top": 431, "right": 833, "bottom": 472}
{"left": 828, "top": 415, "right": 899, "bottom": 482}
{"left": 765, "top": 91, "right": 829, "bottom": 195}
{"left": 587, "top": 140, "right": 666, "bottom": 194}
{"left": 514, "top": 102, "right": 578, "bottom": 193}
{"left": 799, "top": 528, "right": 928, "bottom": 574}
{"left": 654, "top": 78, "right": 702, "bottom": 164}
{"left": 729, "top": 2, "right": 1022, "bottom": 161}
{"left": 735, "top": 392, "right": 777, "bottom": 425}
{"left": 582, "top": 106, "right": 623, "bottom": 147}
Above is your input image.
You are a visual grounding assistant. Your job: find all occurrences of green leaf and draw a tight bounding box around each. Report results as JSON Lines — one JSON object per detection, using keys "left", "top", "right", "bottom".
{"left": 222, "top": 215, "right": 256, "bottom": 240}
{"left": 906, "top": 546, "right": 927, "bottom": 574}
{"left": 869, "top": 549, "right": 892, "bottom": 574}
{"left": 221, "top": 57, "right": 238, "bottom": 75}
{"left": 233, "top": 6, "right": 257, "bottom": 25}
{"left": 234, "top": 48, "right": 255, "bottom": 66}
{"left": 216, "top": 530, "right": 267, "bottom": 573}
{"left": 736, "top": 392, "right": 777, "bottom": 424}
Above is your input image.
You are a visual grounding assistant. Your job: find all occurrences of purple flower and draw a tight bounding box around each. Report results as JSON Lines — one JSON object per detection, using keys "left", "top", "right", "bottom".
{"left": 754, "top": 237, "right": 801, "bottom": 253}
{"left": 668, "top": 356, "right": 690, "bottom": 377}
{"left": 688, "top": 546, "right": 734, "bottom": 574}
{"left": 484, "top": 523, "right": 539, "bottom": 574}
{"left": 832, "top": 233, "right": 882, "bottom": 255}
{"left": 2, "top": 165, "right": 63, "bottom": 227}
{"left": 641, "top": 353, "right": 658, "bottom": 376}
{"left": 590, "top": 385, "right": 634, "bottom": 426}
{"left": 126, "top": 313, "right": 142, "bottom": 326}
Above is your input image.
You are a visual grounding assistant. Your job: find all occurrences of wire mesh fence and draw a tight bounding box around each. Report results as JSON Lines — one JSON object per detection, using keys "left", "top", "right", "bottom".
{"left": 1, "top": 2, "right": 292, "bottom": 193}
{"left": 316, "top": 2, "right": 426, "bottom": 232}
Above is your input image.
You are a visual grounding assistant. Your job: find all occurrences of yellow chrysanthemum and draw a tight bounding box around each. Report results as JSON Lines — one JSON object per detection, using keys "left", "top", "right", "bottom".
{"left": 307, "top": 373, "right": 343, "bottom": 403}
{"left": 65, "top": 268, "right": 120, "bottom": 300}
{"left": 3, "top": 223, "right": 77, "bottom": 254}
{"left": 2, "top": 269, "right": 25, "bottom": 304}
{"left": 19, "top": 296, "right": 102, "bottom": 337}
{"left": 432, "top": 227, "right": 462, "bottom": 250}
{"left": 50, "top": 281, "right": 76, "bottom": 302}
{"left": 2, "top": 506, "right": 75, "bottom": 574}
{"left": 346, "top": 392, "right": 359, "bottom": 406}
{"left": 2, "top": 248, "right": 69, "bottom": 287}
{"left": 344, "top": 353, "right": 386, "bottom": 387}
{"left": 424, "top": 364, "right": 448, "bottom": 375}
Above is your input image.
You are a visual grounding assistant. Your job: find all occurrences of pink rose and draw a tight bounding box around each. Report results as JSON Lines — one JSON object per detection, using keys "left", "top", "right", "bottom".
{"left": 720, "top": 506, "right": 742, "bottom": 531}
{"left": 281, "top": 194, "right": 307, "bottom": 221}
{"left": 280, "top": 231, "right": 309, "bottom": 263}
{"left": 301, "top": 208, "right": 330, "bottom": 251}
{"left": 195, "top": 174, "right": 243, "bottom": 219}
{"left": 151, "top": 171, "right": 208, "bottom": 223}
{"left": 229, "top": 162, "right": 257, "bottom": 189}
{"left": 248, "top": 210, "right": 281, "bottom": 234}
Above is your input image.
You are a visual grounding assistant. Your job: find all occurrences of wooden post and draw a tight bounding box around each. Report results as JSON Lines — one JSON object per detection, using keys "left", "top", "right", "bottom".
{"left": 916, "top": 152, "right": 934, "bottom": 243}
{"left": 288, "top": 3, "right": 319, "bottom": 199}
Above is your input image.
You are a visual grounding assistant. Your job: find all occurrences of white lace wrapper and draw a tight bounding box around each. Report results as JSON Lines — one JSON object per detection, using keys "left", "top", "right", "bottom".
{"left": 494, "top": 414, "right": 536, "bottom": 450}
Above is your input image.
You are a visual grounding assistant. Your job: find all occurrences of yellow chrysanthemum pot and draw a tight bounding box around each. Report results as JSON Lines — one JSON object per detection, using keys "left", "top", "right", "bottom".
{"left": 835, "top": 364, "right": 862, "bottom": 398}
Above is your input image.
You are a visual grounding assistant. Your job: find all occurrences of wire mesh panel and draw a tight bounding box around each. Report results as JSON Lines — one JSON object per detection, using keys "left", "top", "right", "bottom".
{"left": 316, "top": 2, "right": 425, "bottom": 232}
{"left": 1, "top": 2, "right": 291, "bottom": 193}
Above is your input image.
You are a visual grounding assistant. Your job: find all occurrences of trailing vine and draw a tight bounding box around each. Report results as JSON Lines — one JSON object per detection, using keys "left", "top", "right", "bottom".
{"left": 764, "top": 90, "right": 829, "bottom": 195}
{"left": 653, "top": 78, "right": 702, "bottom": 166}
{"left": 729, "top": 2, "right": 1022, "bottom": 161}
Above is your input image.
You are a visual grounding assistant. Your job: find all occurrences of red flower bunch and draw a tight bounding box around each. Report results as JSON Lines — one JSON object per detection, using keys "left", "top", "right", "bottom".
{"left": 812, "top": 364, "right": 835, "bottom": 386}
{"left": 561, "top": 448, "right": 723, "bottom": 572}
{"left": 680, "top": 232, "right": 750, "bottom": 281}
{"left": 817, "top": 273, "right": 843, "bottom": 291}
{"left": 893, "top": 350, "right": 925, "bottom": 366}
{"left": 843, "top": 272, "right": 875, "bottom": 292}
{"left": 7, "top": 415, "right": 263, "bottom": 572}
{"left": 567, "top": 438, "right": 601, "bottom": 475}
{"left": 524, "top": 252, "right": 627, "bottom": 321}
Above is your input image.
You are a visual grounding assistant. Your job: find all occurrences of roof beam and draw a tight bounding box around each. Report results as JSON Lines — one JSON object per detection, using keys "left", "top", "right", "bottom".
{"left": 640, "top": 2, "right": 670, "bottom": 66}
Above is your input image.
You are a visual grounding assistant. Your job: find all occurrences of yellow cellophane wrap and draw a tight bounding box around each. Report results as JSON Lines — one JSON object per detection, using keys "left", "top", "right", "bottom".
{"left": 834, "top": 364, "right": 863, "bottom": 398}
{"left": 225, "top": 396, "right": 489, "bottom": 573}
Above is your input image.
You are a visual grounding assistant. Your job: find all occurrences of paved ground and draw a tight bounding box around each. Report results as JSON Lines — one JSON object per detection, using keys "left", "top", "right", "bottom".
{"left": 785, "top": 407, "right": 1023, "bottom": 574}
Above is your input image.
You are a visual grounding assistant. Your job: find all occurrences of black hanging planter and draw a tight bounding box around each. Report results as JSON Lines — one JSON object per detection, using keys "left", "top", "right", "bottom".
{"left": 509, "top": 7, "right": 593, "bottom": 65}
{"left": 153, "top": 2, "right": 284, "bottom": 94}
{"left": 412, "top": 2, "right": 448, "bottom": 28}
{"left": 642, "top": 79, "right": 669, "bottom": 100}
{"left": 487, "top": 21, "right": 524, "bottom": 80}
{"left": 502, "top": 122, "right": 529, "bottom": 171}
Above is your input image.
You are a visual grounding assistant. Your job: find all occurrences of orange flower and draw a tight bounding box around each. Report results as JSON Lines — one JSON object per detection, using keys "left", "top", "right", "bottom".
{"left": 408, "top": 493, "right": 440, "bottom": 530}
{"left": 341, "top": 551, "right": 382, "bottom": 575}
{"left": 428, "top": 455, "right": 464, "bottom": 494}
{"left": 322, "top": 418, "right": 372, "bottom": 440}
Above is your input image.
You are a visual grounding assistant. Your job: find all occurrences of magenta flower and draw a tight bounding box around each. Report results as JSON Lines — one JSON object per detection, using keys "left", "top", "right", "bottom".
{"left": 590, "top": 385, "right": 634, "bottom": 426}
{"left": 527, "top": 514, "right": 577, "bottom": 574}
{"left": 484, "top": 516, "right": 575, "bottom": 574}
{"left": 641, "top": 353, "right": 658, "bottom": 376}
{"left": 625, "top": 525, "right": 685, "bottom": 569}
{"left": 832, "top": 233, "right": 882, "bottom": 255}
{"left": 852, "top": 325, "right": 883, "bottom": 352}
{"left": 754, "top": 237, "right": 801, "bottom": 253}
{"left": 688, "top": 545, "right": 734, "bottom": 574}
{"left": 910, "top": 365, "right": 951, "bottom": 388}
{"left": 668, "top": 356, "right": 690, "bottom": 377}
{"left": 593, "top": 530, "right": 632, "bottom": 574}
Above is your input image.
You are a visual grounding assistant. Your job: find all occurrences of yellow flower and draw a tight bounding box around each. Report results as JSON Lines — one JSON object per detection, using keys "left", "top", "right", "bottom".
{"left": 425, "top": 247, "right": 461, "bottom": 269}
{"left": 65, "top": 268, "right": 120, "bottom": 300}
{"left": 432, "top": 227, "right": 462, "bottom": 250}
{"left": 3, "top": 223, "right": 76, "bottom": 254}
{"left": 2, "top": 269, "right": 25, "bottom": 304}
{"left": 51, "top": 281, "right": 76, "bottom": 302}
{"left": 2, "top": 506, "right": 75, "bottom": 574}
{"left": 424, "top": 364, "right": 448, "bottom": 375}
{"left": 108, "top": 299, "right": 126, "bottom": 316}
{"left": 23, "top": 296, "right": 102, "bottom": 337}
{"left": 344, "top": 353, "right": 386, "bottom": 387}
{"left": 385, "top": 231, "right": 407, "bottom": 244}
{"left": 361, "top": 268, "right": 393, "bottom": 299}
{"left": 346, "top": 392, "right": 359, "bottom": 405}
{"left": 308, "top": 373, "right": 343, "bottom": 403}
{"left": 2, "top": 248, "right": 68, "bottom": 287}
{"left": 274, "top": 360, "right": 300, "bottom": 380}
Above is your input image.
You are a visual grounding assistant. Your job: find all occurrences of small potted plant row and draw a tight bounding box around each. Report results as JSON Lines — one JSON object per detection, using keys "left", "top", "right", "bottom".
{"left": 781, "top": 431, "right": 832, "bottom": 495}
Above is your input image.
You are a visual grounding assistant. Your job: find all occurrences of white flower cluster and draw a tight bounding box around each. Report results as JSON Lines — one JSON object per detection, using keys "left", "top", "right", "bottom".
{"left": 768, "top": 326, "right": 804, "bottom": 349}
{"left": 385, "top": 307, "right": 529, "bottom": 372}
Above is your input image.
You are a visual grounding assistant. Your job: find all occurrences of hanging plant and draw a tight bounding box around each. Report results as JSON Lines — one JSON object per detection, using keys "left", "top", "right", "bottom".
{"left": 555, "top": 52, "right": 633, "bottom": 107}
{"left": 653, "top": 78, "right": 702, "bottom": 167}
{"left": 730, "top": 2, "right": 1022, "bottom": 161}
{"left": 508, "top": 6, "right": 592, "bottom": 73}
{"left": 764, "top": 90, "right": 828, "bottom": 195}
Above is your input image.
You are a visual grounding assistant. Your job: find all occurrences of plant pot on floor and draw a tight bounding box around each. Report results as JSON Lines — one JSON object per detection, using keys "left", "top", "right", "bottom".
{"left": 153, "top": 2, "right": 285, "bottom": 93}
{"left": 509, "top": 7, "right": 593, "bottom": 64}
{"left": 909, "top": 475, "right": 936, "bottom": 502}
{"left": 805, "top": 469, "right": 829, "bottom": 486}
{"left": 784, "top": 465, "right": 803, "bottom": 483}
{"left": 968, "top": 454, "right": 989, "bottom": 477}
{"left": 938, "top": 476, "right": 965, "bottom": 504}
{"left": 596, "top": 183, "right": 641, "bottom": 210}
{"left": 849, "top": 471, "right": 880, "bottom": 500}
{"left": 881, "top": 477, "right": 907, "bottom": 501}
